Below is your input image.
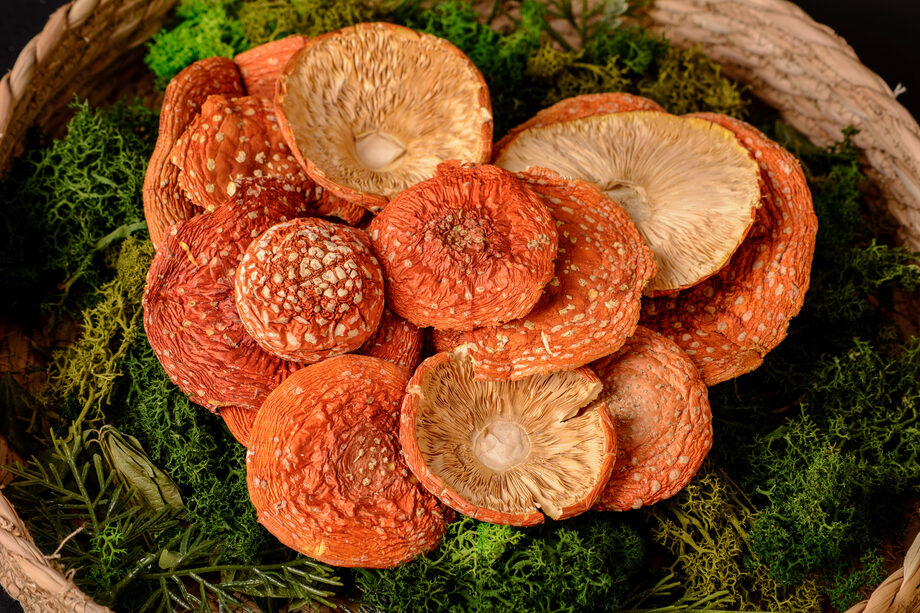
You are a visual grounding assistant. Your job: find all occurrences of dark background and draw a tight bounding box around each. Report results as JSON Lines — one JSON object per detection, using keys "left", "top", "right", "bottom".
{"left": 0, "top": 1, "right": 917, "bottom": 612}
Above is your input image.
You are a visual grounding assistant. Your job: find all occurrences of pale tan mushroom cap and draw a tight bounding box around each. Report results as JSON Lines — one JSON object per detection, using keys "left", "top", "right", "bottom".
{"left": 494, "top": 111, "right": 761, "bottom": 293}
{"left": 277, "top": 22, "right": 492, "bottom": 210}
{"left": 400, "top": 349, "right": 616, "bottom": 525}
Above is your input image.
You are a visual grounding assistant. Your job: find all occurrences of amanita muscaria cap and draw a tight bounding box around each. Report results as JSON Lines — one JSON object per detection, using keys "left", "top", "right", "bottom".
{"left": 275, "top": 22, "right": 493, "bottom": 212}
{"left": 369, "top": 162, "right": 558, "bottom": 330}
{"left": 143, "top": 178, "right": 308, "bottom": 411}
{"left": 170, "top": 95, "right": 312, "bottom": 211}
{"left": 432, "top": 168, "right": 656, "bottom": 380}
{"left": 641, "top": 113, "right": 817, "bottom": 385}
{"left": 234, "top": 217, "right": 385, "bottom": 362}
{"left": 494, "top": 94, "right": 762, "bottom": 294}
{"left": 221, "top": 406, "right": 256, "bottom": 448}
{"left": 357, "top": 307, "right": 424, "bottom": 372}
{"left": 234, "top": 36, "right": 307, "bottom": 100}
{"left": 143, "top": 57, "right": 244, "bottom": 249}
{"left": 400, "top": 349, "right": 616, "bottom": 526}
{"left": 590, "top": 326, "right": 711, "bottom": 511}
{"left": 247, "top": 354, "right": 452, "bottom": 567}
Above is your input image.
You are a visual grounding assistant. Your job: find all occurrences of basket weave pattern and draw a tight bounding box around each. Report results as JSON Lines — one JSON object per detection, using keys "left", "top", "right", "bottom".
{"left": 1, "top": 1, "right": 919, "bottom": 611}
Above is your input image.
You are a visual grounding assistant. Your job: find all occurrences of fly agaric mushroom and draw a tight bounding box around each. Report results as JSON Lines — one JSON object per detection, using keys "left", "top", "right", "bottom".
{"left": 234, "top": 35, "right": 308, "bottom": 100}
{"left": 432, "top": 168, "right": 655, "bottom": 380}
{"left": 494, "top": 97, "right": 762, "bottom": 294}
{"left": 368, "top": 162, "right": 557, "bottom": 330}
{"left": 170, "top": 95, "right": 313, "bottom": 211}
{"left": 234, "top": 217, "right": 385, "bottom": 362}
{"left": 357, "top": 308, "right": 424, "bottom": 371}
{"left": 492, "top": 92, "right": 666, "bottom": 159}
{"left": 641, "top": 113, "right": 817, "bottom": 385}
{"left": 590, "top": 326, "right": 711, "bottom": 511}
{"left": 143, "top": 57, "right": 244, "bottom": 249}
{"left": 400, "top": 348, "right": 616, "bottom": 526}
{"left": 221, "top": 406, "right": 257, "bottom": 448}
{"left": 143, "top": 177, "right": 308, "bottom": 412}
{"left": 247, "top": 354, "right": 452, "bottom": 567}
{"left": 275, "top": 22, "right": 493, "bottom": 212}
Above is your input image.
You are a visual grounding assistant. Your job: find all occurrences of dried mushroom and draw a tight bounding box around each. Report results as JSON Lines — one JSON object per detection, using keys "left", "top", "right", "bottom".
{"left": 143, "top": 178, "right": 308, "bottom": 411}
{"left": 234, "top": 217, "right": 385, "bottom": 362}
{"left": 234, "top": 36, "right": 308, "bottom": 100}
{"left": 400, "top": 349, "right": 615, "bottom": 526}
{"left": 432, "top": 168, "right": 655, "bottom": 380}
{"left": 170, "top": 95, "right": 312, "bottom": 211}
{"left": 221, "top": 406, "right": 256, "bottom": 448}
{"left": 357, "top": 307, "right": 424, "bottom": 371}
{"left": 143, "top": 57, "right": 244, "bottom": 249}
{"left": 590, "top": 326, "right": 711, "bottom": 511}
{"left": 275, "top": 22, "right": 493, "bottom": 212}
{"left": 492, "top": 92, "right": 665, "bottom": 159}
{"left": 247, "top": 354, "right": 452, "bottom": 567}
{"left": 494, "top": 100, "right": 761, "bottom": 294}
{"left": 642, "top": 113, "right": 817, "bottom": 385}
{"left": 369, "top": 162, "right": 557, "bottom": 330}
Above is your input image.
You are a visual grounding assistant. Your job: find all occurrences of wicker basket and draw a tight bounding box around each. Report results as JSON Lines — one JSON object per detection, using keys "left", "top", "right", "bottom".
{"left": 1, "top": 0, "right": 919, "bottom": 611}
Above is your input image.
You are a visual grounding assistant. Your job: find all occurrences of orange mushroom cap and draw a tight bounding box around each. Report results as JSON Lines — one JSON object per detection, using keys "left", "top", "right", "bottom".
{"left": 368, "top": 162, "right": 558, "bottom": 330}
{"left": 590, "top": 326, "right": 712, "bottom": 511}
{"left": 234, "top": 35, "right": 308, "bottom": 100}
{"left": 432, "top": 168, "right": 656, "bottom": 379}
{"left": 220, "top": 406, "right": 257, "bottom": 448}
{"left": 247, "top": 354, "right": 453, "bottom": 567}
{"left": 234, "top": 217, "right": 385, "bottom": 362}
{"left": 143, "top": 57, "right": 244, "bottom": 249}
{"left": 170, "top": 95, "right": 314, "bottom": 211}
{"left": 356, "top": 307, "right": 424, "bottom": 371}
{"left": 400, "top": 349, "right": 616, "bottom": 526}
{"left": 641, "top": 113, "right": 817, "bottom": 385}
{"left": 275, "top": 22, "right": 493, "bottom": 212}
{"left": 143, "top": 177, "right": 309, "bottom": 411}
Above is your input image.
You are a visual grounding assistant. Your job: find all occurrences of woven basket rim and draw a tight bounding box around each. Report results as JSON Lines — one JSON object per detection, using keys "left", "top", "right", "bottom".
{"left": 1, "top": 1, "right": 920, "bottom": 612}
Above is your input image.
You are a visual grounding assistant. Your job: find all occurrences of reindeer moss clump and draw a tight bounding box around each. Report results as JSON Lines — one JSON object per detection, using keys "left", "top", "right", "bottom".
{"left": 0, "top": 100, "right": 156, "bottom": 319}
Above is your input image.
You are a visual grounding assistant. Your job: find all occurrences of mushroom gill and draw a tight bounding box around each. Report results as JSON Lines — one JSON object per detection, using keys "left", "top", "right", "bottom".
{"left": 401, "top": 350, "right": 615, "bottom": 525}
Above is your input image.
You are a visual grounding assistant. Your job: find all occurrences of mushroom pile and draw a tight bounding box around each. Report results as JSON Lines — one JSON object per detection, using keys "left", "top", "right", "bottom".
{"left": 142, "top": 23, "right": 816, "bottom": 568}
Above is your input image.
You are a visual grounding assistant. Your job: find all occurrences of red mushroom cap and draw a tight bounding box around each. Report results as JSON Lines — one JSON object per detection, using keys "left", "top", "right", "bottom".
{"left": 590, "top": 326, "right": 712, "bottom": 511}
{"left": 356, "top": 308, "right": 424, "bottom": 371}
{"left": 369, "top": 162, "right": 558, "bottom": 330}
{"left": 641, "top": 113, "right": 817, "bottom": 385}
{"left": 234, "top": 35, "right": 308, "bottom": 100}
{"left": 234, "top": 217, "right": 385, "bottom": 362}
{"left": 247, "top": 354, "right": 453, "bottom": 567}
{"left": 143, "top": 177, "right": 309, "bottom": 411}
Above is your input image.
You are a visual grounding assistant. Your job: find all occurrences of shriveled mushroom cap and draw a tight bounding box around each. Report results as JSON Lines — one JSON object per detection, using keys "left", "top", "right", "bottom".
{"left": 276, "top": 22, "right": 493, "bottom": 212}
{"left": 368, "top": 162, "right": 558, "bottom": 330}
{"left": 432, "top": 168, "right": 656, "bottom": 380}
{"left": 234, "top": 36, "right": 308, "bottom": 100}
{"left": 400, "top": 349, "right": 616, "bottom": 526}
{"left": 356, "top": 307, "right": 424, "bottom": 371}
{"left": 170, "top": 95, "right": 312, "bottom": 211}
{"left": 234, "top": 217, "right": 385, "bottom": 362}
{"left": 143, "top": 177, "right": 308, "bottom": 411}
{"left": 591, "top": 326, "right": 711, "bottom": 511}
{"left": 641, "top": 113, "right": 817, "bottom": 385}
{"left": 143, "top": 57, "right": 244, "bottom": 249}
{"left": 221, "top": 406, "right": 257, "bottom": 448}
{"left": 494, "top": 104, "right": 761, "bottom": 294}
{"left": 247, "top": 354, "right": 453, "bottom": 567}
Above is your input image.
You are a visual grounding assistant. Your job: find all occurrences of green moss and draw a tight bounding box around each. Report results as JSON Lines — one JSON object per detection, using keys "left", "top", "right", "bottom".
{"left": 0, "top": 100, "right": 156, "bottom": 319}
{"left": 647, "top": 469, "right": 822, "bottom": 611}
{"left": 357, "top": 515, "right": 644, "bottom": 612}
{"left": 113, "top": 339, "right": 267, "bottom": 564}
{"left": 237, "top": 0, "right": 374, "bottom": 45}
{"left": 639, "top": 45, "right": 747, "bottom": 117}
{"left": 289, "top": 0, "right": 375, "bottom": 37}
{"left": 39, "top": 236, "right": 154, "bottom": 427}
{"left": 145, "top": 0, "right": 248, "bottom": 83}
